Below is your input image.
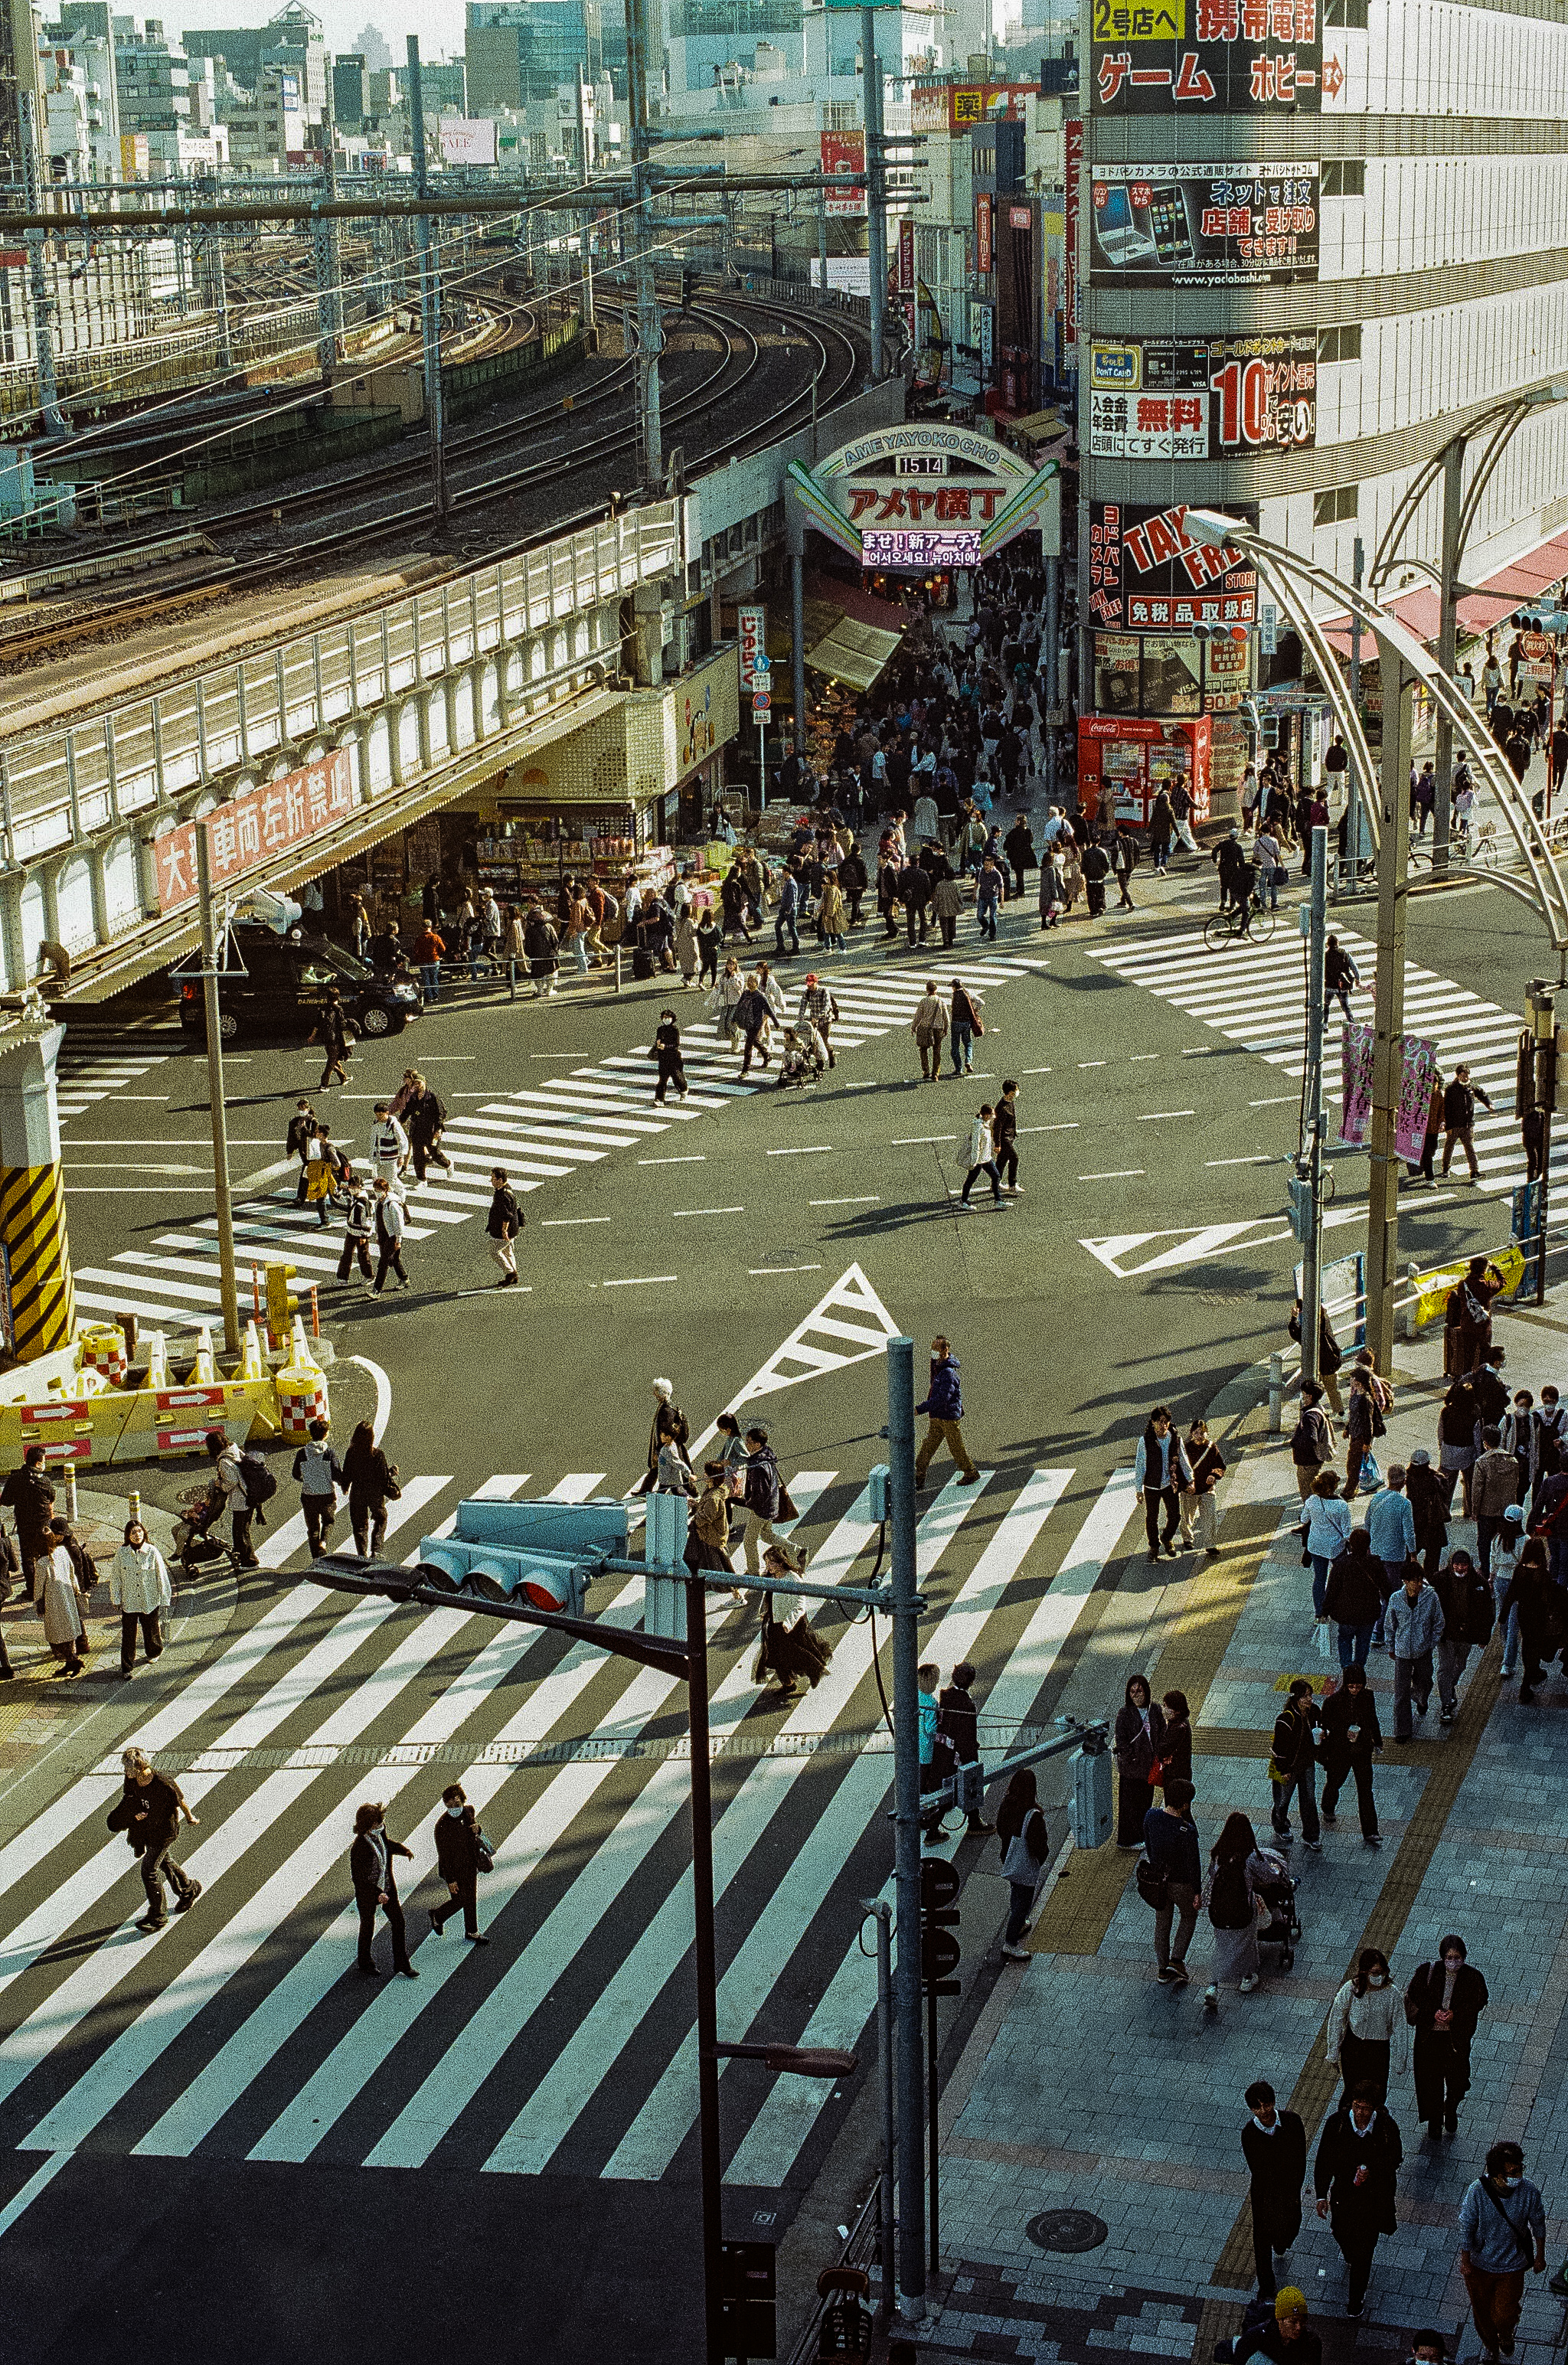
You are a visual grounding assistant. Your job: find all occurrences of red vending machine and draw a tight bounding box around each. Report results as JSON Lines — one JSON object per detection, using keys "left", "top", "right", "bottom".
{"left": 1076, "top": 715, "right": 1212, "bottom": 829}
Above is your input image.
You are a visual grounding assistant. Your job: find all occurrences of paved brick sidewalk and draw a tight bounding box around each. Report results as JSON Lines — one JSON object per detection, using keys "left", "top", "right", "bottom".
{"left": 900, "top": 1303, "right": 1568, "bottom": 2365}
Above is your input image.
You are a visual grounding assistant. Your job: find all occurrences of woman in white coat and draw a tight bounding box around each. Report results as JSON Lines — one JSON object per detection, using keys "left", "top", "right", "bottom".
{"left": 110, "top": 1517, "right": 173, "bottom": 1677}
{"left": 40, "top": 1520, "right": 88, "bottom": 1677}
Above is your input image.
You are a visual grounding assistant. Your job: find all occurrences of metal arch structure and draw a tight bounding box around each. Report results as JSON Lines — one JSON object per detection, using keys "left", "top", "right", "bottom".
{"left": 1366, "top": 386, "right": 1553, "bottom": 596}
{"left": 1223, "top": 525, "right": 1568, "bottom": 954}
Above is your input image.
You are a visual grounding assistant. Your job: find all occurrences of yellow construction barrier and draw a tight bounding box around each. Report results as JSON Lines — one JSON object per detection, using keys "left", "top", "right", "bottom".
{"left": 0, "top": 1318, "right": 325, "bottom": 1468}
{"left": 1411, "top": 1243, "right": 1527, "bottom": 1331}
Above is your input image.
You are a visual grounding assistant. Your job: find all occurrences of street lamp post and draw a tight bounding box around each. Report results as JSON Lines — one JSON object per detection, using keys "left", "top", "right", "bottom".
{"left": 1367, "top": 668, "right": 1414, "bottom": 1376}
{"left": 194, "top": 827, "right": 241, "bottom": 1356}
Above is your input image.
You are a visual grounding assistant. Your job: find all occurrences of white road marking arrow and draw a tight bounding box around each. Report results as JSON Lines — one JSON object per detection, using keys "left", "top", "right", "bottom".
{"left": 1080, "top": 1219, "right": 1288, "bottom": 1278}
{"left": 687, "top": 1261, "right": 903, "bottom": 1456}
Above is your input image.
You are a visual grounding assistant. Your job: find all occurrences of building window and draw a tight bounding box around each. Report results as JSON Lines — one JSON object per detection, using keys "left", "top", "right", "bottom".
{"left": 1317, "top": 323, "right": 1362, "bottom": 363}
{"left": 1320, "top": 160, "right": 1365, "bottom": 196}
{"left": 1313, "top": 486, "right": 1359, "bottom": 527}
{"left": 1324, "top": 0, "right": 1367, "bottom": 22}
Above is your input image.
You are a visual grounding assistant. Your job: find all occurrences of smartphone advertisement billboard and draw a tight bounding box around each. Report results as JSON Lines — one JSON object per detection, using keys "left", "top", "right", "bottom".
{"left": 1089, "top": 162, "right": 1318, "bottom": 286}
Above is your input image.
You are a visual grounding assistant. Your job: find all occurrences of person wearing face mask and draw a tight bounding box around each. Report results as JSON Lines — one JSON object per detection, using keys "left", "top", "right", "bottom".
{"left": 350, "top": 1801, "right": 418, "bottom": 1979}
{"left": 1326, "top": 1947, "right": 1407, "bottom": 2104}
{"left": 1240, "top": 2081, "right": 1308, "bottom": 2301}
{"left": 1214, "top": 2287, "right": 1321, "bottom": 2363}
{"left": 1314, "top": 2080, "right": 1403, "bottom": 2318}
{"left": 430, "top": 1782, "right": 492, "bottom": 1945}
{"left": 1458, "top": 2141, "right": 1547, "bottom": 2361}
{"left": 1405, "top": 1934, "right": 1489, "bottom": 2141}
{"left": 1405, "top": 2336, "right": 1447, "bottom": 2365}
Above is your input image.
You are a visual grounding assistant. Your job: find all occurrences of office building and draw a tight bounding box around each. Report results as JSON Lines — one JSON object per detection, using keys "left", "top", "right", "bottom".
{"left": 332, "top": 48, "right": 364, "bottom": 125}
{"left": 111, "top": 15, "right": 193, "bottom": 167}
{"left": 466, "top": 0, "right": 601, "bottom": 106}
{"left": 184, "top": 3, "right": 328, "bottom": 123}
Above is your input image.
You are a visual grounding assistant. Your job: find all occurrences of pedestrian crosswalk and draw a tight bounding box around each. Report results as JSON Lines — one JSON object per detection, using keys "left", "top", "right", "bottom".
{"left": 0, "top": 1456, "right": 1140, "bottom": 2188}
{"left": 70, "top": 955, "right": 1046, "bottom": 1334}
{"left": 1086, "top": 925, "right": 1544, "bottom": 1195}
{"left": 56, "top": 1021, "right": 180, "bottom": 1125}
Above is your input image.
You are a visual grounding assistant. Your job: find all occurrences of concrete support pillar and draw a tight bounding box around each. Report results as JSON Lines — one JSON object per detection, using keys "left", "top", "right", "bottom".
{"left": 0, "top": 1026, "right": 75, "bottom": 1362}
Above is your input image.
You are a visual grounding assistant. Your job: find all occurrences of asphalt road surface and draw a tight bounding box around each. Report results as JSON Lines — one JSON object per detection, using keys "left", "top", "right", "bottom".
{"left": 0, "top": 853, "right": 1545, "bottom": 2361}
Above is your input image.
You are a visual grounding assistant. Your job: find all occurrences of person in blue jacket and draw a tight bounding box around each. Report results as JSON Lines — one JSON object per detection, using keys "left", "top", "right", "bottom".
{"left": 915, "top": 1336, "right": 981, "bottom": 1490}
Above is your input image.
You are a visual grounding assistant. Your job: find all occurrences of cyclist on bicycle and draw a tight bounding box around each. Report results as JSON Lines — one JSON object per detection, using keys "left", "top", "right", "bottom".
{"left": 1214, "top": 828, "right": 1250, "bottom": 916}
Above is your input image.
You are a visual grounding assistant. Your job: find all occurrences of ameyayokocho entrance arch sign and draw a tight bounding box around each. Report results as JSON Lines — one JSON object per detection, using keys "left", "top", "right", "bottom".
{"left": 787, "top": 422, "right": 1060, "bottom": 573}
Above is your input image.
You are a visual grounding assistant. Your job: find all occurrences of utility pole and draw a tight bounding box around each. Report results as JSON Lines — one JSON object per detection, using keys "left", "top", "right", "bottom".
{"left": 18, "top": 96, "right": 64, "bottom": 437}
{"left": 817, "top": 175, "right": 828, "bottom": 299}
{"left": 1432, "top": 439, "right": 1465, "bottom": 876}
{"left": 194, "top": 825, "right": 241, "bottom": 1356}
{"left": 861, "top": 6, "right": 886, "bottom": 381}
{"left": 1365, "top": 664, "right": 1413, "bottom": 1374}
{"left": 1524, "top": 982, "right": 1558, "bottom": 1305}
{"left": 1345, "top": 534, "right": 1364, "bottom": 890}
{"left": 313, "top": 144, "right": 343, "bottom": 379}
{"left": 625, "top": 0, "right": 663, "bottom": 487}
{"left": 887, "top": 1334, "right": 926, "bottom": 2317}
{"left": 1044, "top": 550, "right": 1060, "bottom": 801}
{"left": 1298, "top": 825, "right": 1328, "bottom": 1390}
{"left": 207, "top": 172, "right": 234, "bottom": 367}
{"left": 574, "top": 65, "right": 596, "bottom": 332}
{"left": 407, "top": 36, "right": 449, "bottom": 524}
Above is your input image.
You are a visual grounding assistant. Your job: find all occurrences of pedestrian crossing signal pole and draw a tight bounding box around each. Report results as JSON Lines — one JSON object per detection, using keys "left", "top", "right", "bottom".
{"left": 887, "top": 1333, "right": 927, "bottom": 2315}
{"left": 1298, "top": 825, "right": 1328, "bottom": 1390}
{"left": 1366, "top": 665, "right": 1414, "bottom": 1375}
{"left": 194, "top": 824, "right": 241, "bottom": 1357}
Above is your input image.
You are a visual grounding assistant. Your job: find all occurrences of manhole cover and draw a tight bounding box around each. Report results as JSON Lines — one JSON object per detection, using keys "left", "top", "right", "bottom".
{"left": 1025, "top": 2210, "right": 1108, "bottom": 2254}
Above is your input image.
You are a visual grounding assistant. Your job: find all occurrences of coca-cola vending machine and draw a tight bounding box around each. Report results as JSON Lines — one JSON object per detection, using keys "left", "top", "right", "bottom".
{"left": 1076, "top": 714, "right": 1211, "bottom": 829}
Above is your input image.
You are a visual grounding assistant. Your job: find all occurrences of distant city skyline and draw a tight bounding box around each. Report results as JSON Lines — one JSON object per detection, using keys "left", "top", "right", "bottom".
{"left": 168, "top": 0, "right": 469, "bottom": 67}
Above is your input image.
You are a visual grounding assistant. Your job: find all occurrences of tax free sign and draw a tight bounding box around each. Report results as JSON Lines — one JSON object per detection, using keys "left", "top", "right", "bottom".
{"left": 787, "top": 423, "right": 1060, "bottom": 572}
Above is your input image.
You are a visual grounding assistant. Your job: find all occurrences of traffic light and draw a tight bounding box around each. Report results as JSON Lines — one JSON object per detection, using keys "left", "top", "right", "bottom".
{"left": 1285, "top": 1171, "right": 1312, "bottom": 1245}
{"left": 920, "top": 1856, "right": 961, "bottom": 1998}
{"left": 956, "top": 1760, "right": 985, "bottom": 1818}
{"left": 681, "top": 266, "right": 697, "bottom": 310}
{"left": 264, "top": 1261, "right": 298, "bottom": 1341}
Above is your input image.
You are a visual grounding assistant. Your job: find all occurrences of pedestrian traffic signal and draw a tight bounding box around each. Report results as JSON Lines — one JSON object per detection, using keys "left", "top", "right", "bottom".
{"left": 920, "top": 1855, "right": 961, "bottom": 1998}
{"left": 264, "top": 1262, "right": 298, "bottom": 1339}
{"left": 681, "top": 266, "right": 697, "bottom": 309}
{"left": 956, "top": 1760, "right": 985, "bottom": 1817}
{"left": 1285, "top": 1171, "right": 1312, "bottom": 1245}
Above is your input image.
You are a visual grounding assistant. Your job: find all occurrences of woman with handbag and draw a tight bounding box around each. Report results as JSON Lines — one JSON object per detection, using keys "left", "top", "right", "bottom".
{"left": 1303, "top": 1471, "right": 1354, "bottom": 1618}
{"left": 996, "top": 1770, "right": 1050, "bottom": 1961}
{"left": 1113, "top": 1673, "right": 1165, "bottom": 1848}
{"left": 303, "top": 1123, "right": 349, "bottom": 1228}
{"left": 1204, "top": 1811, "right": 1279, "bottom": 1998}
{"left": 1326, "top": 1946, "right": 1407, "bottom": 2104}
{"left": 687, "top": 1460, "right": 744, "bottom": 1606}
{"left": 342, "top": 1420, "right": 400, "bottom": 1561}
{"left": 430, "top": 1784, "right": 492, "bottom": 1944}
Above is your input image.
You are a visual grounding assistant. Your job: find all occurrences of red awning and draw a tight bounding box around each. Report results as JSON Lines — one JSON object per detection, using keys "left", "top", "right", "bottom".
{"left": 1319, "top": 521, "right": 1568, "bottom": 656}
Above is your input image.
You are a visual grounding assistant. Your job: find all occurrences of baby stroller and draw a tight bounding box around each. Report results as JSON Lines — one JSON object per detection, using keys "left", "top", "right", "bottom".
{"left": 776, "top": 1024, "right": 827, "bottom": 1090}
{"left": 1254, "top": 1857, "right": 1302, "bottom": 1972}
{"left": 173, "top": 1481, "right": 238, "bottom": 1581}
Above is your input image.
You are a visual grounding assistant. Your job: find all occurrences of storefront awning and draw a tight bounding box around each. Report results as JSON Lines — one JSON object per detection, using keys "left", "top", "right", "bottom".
{"left": 804, "top": 615, "right": 905, "bottom": 691}
{"left": 1321, "top": 521, "right": 1568, "bottom": 656}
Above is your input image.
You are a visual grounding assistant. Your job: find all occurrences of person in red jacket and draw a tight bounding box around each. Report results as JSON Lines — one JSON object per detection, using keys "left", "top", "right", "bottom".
{"left": 411, "top": 923, "right": 446, "bottom": 1005}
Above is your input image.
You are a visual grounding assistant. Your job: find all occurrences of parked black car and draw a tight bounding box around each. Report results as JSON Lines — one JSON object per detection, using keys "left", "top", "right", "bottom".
{"left": 177, "top": 926, "right": 420, "bottom": 1043}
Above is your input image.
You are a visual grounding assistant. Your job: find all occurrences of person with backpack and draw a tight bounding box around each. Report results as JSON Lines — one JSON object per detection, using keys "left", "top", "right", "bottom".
{"left": 302, "top": 1122, "right": 349, "bottom": 1228}
{"left": 1239, "top": 2083, "right": 1308, "bottom": 2301}
{"left": 1318, "top": 1661, "right": 1383, "bottom": 1844}
{"left": 371, "top": 1179, "right": 410, "bottom": 1295}
{"left": 337, "top": 1184, "right": 374, "bottom": 1287}
{"left": 1205, "top": 1811, "right": 1276, "bottom": 1998}
{"left": 1214, "top": 2288, "right": 1321, "bottom": 2365}
{"left": 1344, "top": 1367, "right": 1384, "bottom": 1501}
{"left": 1325, "top": 935, "right": 1361, "bottom": 1024}
{"left": 291, "top": 1417, "right": 345, "bottom": 1557}
{"left": 406, "top": 1075, "right": 452, "bottom": 1186}
{"left": 1288, "top": 1298, "right": 1344, "bottom": 1416}
{"left": 1143, "top": 1774, "right": 1201, "bottom": 1988}
{"left": 486, "top": 1166, "right": 523, "bottom": 1289}
{"left": 1406, "top": 1934, "right": 1489, "bottom": 2143}
{"left": 939, "top": 1661, "right": 991, "bottom": 1837}
{"left": 204, "top": 1429, "right": 266, "bottom": 1570}
{"left": 1289, "top": 1382, "right": 1333, "bottom": 1501}
{"left": 995, "top": 1768, "right": 1050, "bottom": 1960}
{"left": 286, "top": 1097, "right": 319, "bottom": 1205}
{"left": 2, "top": 1441, "right": 56, "bottom": 1605}
{"left": 1324, "top": 1533, "right": 1383, "bottom": 1672}
{"left": 1459, "top": 2142, "right": 1547, "bottom": 2362}
{"left": 341, "top": 1419, "right": 400, "bottom": 1560}
{"left": 1500, "top": 1537, "right": 1563, "bottom": 1704}
{"left": 1268, "top": 1678, "right": 1321, "bottom": 1851}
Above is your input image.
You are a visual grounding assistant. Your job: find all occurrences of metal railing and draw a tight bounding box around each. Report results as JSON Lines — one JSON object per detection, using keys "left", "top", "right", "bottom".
{"left": 0, "top": 501, "right": 681, "bottom": 872}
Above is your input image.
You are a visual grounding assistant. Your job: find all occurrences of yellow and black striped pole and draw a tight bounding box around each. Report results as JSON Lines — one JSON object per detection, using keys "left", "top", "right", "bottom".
{"left": 0, "top": 1026, "right": 75, "bottom": 1362}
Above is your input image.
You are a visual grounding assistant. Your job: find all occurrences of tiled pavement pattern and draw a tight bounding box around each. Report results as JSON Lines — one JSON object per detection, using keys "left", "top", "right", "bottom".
{"left": 913, "top": 1305, "right": 1568, "bottom": 2365}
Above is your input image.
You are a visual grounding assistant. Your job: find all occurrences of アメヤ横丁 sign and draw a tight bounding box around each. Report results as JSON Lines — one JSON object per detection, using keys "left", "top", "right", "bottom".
{"left": 788, "top": 422, "right": 1060, "bottom": 576}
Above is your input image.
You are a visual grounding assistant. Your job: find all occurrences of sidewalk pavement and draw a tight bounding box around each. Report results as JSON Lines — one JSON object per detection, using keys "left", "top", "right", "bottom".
{"left": 899, "top": 1298, "right": 1568, "bottom": 2365}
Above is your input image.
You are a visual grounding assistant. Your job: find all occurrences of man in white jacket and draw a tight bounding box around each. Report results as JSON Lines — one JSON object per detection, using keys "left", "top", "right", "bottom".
{"left": 109, "top": 1517, "right": 172, "bottom": 1676}
{"left": 957, "top": 1105, "right": 1008, "bottom": 1210}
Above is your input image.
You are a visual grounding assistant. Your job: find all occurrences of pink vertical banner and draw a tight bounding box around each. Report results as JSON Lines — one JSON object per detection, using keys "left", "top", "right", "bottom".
{"left": 1394, "top": 1036, "right": 1438, "bottom": 1161}
{"left": 1339, "top": 1023, "right": 1375, "bottom": 1145}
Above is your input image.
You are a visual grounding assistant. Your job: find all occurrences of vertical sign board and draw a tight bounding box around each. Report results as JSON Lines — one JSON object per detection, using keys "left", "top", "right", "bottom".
{"left": 898, "top": 218, "right": 916, "bottom": 294}
{"left": 975, "top": 191, "right": 993, "bottom": 276}
{"left": 1064, "top": 119, "right": 1082, "bottom": 344}
{"left": 737, "top": 604, "right": 766, "bottom": 692}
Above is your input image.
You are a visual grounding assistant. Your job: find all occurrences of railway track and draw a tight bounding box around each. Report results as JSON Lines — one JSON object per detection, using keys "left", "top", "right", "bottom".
{"left": 0, "top": 290, "right": 864, "bottom": 670}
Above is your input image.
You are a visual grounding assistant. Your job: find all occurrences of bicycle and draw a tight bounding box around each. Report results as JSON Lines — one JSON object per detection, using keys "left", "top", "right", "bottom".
{"left": 1408, "top": 818, "right": 1498, "bottom": 871}
{"left": 1203, "top": 894, "right": 1278, "bottom": 952}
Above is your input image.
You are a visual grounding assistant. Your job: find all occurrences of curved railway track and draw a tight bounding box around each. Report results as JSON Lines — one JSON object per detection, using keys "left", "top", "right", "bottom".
{"left": 0, "top": 291, "right": 865, "bottom": 668}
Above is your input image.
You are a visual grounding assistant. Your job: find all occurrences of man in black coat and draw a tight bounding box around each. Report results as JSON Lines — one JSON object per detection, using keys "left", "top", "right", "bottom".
{"left": 1241, "top": 2080, "right": 1308, "bottom": 2298}
{"left": 897, "top": 857, "right": 931, "bottom": 945}
{"left": 1314, "top": 2084, "right": 1403, "bottom": 2316}
{"left": 350, "top": 1802, "right": 418, "bottom": 1978}
{"left": 1404, "top": 1935, "right": 1489, "bottom": 2140}
{"left": 1317, "top": 1664, "right": 1383, "bottom": 1843}
{"left": 2, "top": 1444, "right": 56, "bottom": 1604}
{"left": 430, "top": 1783, "right": 490, "bottom": 1943}
{"left": 107, "top": 1744, "right": 202, "bottom": 1929}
